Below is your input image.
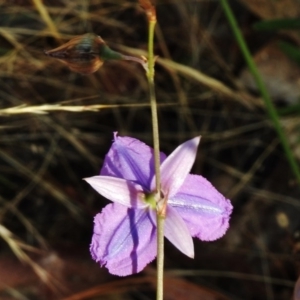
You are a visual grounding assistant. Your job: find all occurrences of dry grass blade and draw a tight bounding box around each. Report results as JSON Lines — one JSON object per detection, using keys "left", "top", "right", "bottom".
{"left": 0, "top": 195, "right": 47, "bottom": 249}
{"left": 0, "top": 103, "right": 155, "bottom": 115}
{"left": 31, "top": 0, "right": 60, "bottom": 39}
{"left": 0, "top": 150, "right": 80, "bottom": 218}
{"left": 227, "top": 138, "right": 279, "bottom": 199}
{"left": 114, "top": 44, "right": 263, "bottom": 108}
{"left": 0, "top": 224, "right": 66, "bottom": 295}
{"left": 0, "top": 29, "right": 43, "bottom": 68}
{"left": 158, "top": 58, "right": 263, "bottom": 109}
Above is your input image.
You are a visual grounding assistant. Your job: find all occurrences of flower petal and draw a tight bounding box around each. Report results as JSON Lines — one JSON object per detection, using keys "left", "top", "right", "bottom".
{"left": 90, "top": 203, "right": 157, "bottom": 276}
{"left": 84, "top": 176, "right": 146, "bottom": 208}
{"left": 155, "top": 136, "right": 200, "bottom": 197}
{"left": 162, "top": 206, "right": 194, "bottom": 258}
{"left": 169, "top": 174, "right": 232, "bottom": 241}
{"left": 101, "top": 133, "right": 166, "bottom": 189}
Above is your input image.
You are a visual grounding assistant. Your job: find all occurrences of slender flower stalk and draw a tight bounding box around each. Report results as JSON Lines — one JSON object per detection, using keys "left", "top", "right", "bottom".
{"left": 147, "top": 19, "right": 165, "bottom": 300}
{"left": 142, "top": 0, "right": 160, "bottom": 194}
{"left": 139, "top": 2, "right": 164, "bottom": 299}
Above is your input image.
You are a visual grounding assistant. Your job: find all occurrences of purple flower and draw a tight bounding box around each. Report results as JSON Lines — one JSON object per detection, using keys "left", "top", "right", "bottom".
{"left": 84, "top": 133, "right": 232, "bottom": 276}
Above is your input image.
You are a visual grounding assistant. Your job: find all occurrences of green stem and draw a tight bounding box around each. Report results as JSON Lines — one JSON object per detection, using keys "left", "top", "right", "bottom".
{"left": 146, "top": 19, "right": 164, "bottom": 300}
{"left": 220, "top": 0, "right": 300, "bottom": 184}
{"left": 147, "top": 20, "right": 161, "bottom": 191}
{"left": 156, "top": 214, "right": 164, "bottom": 300}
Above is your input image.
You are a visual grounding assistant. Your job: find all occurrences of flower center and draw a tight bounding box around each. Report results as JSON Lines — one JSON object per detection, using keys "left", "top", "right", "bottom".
{"left": 144, "top": 192, "right": 157, "bottom": 209}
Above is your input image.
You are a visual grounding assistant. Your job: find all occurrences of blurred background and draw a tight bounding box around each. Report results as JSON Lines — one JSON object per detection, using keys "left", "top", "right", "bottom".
{"left": 1, "top": 0, "right": 300, "bottom": 299}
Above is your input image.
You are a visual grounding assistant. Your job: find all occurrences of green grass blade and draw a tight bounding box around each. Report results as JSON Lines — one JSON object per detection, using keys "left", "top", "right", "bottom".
{"left": 220, "top": 0, "right": 300, "bottom": 184}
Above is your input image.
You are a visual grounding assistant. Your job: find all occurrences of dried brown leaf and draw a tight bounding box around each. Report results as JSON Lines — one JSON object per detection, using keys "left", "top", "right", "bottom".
{"left": 238, "top": 0, "right": 300, "bottom": 19}
{"left": 240, "top": 42, "right": 300, "bottom": 104}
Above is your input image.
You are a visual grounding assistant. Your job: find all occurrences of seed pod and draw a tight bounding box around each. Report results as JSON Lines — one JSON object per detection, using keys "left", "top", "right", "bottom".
{"left": 45, "top": 33, "right": 147, "bottom": 74}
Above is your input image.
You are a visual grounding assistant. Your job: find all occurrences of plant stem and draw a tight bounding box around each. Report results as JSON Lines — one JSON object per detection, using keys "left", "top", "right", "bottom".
{"left": 220, "top": 0, "right": 300, "bottom": 184}
{"left": 147, "top": 20, "right": 161, "bottom": 192}
{"left": 156, "top": 214, "right": 164, "bottom": 300}
{"left": 146, "top": 18, "right": 164, "bottom": 300}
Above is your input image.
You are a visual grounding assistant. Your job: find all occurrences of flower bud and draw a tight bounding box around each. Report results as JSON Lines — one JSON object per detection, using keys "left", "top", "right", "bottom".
{"left": 45, "top": 33, "right": 122, "bottom": 74}
{"left": 45, "top": 33, "right": 146, "bottom": 74}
